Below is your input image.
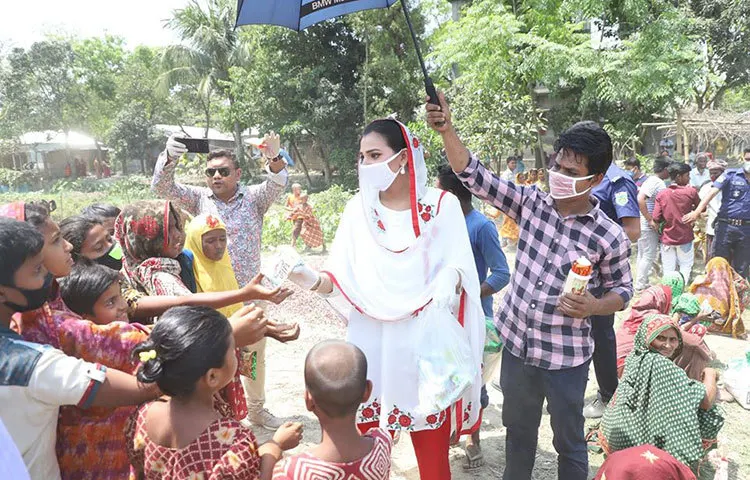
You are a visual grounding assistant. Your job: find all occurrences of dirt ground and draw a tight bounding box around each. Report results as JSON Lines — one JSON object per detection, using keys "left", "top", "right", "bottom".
{"left": 257, "top": 251, "right": 750, "bottom": 480}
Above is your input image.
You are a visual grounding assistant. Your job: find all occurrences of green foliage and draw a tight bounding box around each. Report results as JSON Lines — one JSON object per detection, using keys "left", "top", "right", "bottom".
{"left": 430, "top": 0, "right": 548, "bottom": 158}
{"left": 261, "top": 184, "right": 353, "bottom": 249}
{"left": 0, "top": 168, "right": 43, "bottom": 190}
{"left": 108, "top": 103, "right": 163, "bottom": 174}
{"left": 51, "top": 178, "right": 107, "bottom": 194}
{"left": 406, "top": 120, "right": 444, "bottom": 174}
{"left": 0, "top": 176, "right": 152, "bottom": 219}
{"left": 175, "top": 153, "right": 209, "bottom": 179}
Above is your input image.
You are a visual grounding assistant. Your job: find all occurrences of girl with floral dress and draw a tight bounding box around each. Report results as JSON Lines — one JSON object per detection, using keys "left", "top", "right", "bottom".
{"left": 127, "top": 306, "right": 303, "bottom": 480}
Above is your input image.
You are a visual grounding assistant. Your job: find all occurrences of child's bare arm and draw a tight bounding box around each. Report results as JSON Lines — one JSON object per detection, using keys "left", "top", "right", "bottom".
{"left": 91, "top": 368, "right": 160, "bottom": 408}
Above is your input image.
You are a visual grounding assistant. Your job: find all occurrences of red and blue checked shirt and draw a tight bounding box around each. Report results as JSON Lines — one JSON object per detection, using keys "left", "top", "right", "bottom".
{"left": 457, "top": 156, "right": 633, "bottom": 370}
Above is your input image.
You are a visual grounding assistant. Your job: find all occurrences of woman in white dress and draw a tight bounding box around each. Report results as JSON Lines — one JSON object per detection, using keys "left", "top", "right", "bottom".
{"left": 289, "top": 119, "right": 484, "bottom": 479}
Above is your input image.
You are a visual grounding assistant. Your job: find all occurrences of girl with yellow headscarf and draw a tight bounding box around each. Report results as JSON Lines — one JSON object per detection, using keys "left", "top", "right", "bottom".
{"left": 185, "top": 214, "right": 242, "bottom": 318}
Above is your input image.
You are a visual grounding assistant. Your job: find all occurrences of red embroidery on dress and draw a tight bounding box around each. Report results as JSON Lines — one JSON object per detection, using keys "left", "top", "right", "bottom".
{"left": 417, "top": 202, "right": 435, "bottom": 223}
{"left": 385, "top": 406, "right": 414, "bottom": 431}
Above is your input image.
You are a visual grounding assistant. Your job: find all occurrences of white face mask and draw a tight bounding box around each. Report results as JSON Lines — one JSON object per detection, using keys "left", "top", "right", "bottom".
{"left": 547, "top": 169, "right": 595, "bottom": 199}
{"left": 358, "top": 149, "right": 404, "bottom": 192}
{"left": 743, "top": 161, "right": 750, "bottom": 174}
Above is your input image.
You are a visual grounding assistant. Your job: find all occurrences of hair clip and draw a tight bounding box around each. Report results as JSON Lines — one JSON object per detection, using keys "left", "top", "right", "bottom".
{"left": 139, "top": 349, "right": 157, "bottom": 363}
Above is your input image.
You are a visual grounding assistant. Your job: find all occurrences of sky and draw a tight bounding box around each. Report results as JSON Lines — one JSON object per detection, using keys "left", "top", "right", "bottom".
{"left": 1, "top": 0, "right": 195, "bottom": 49}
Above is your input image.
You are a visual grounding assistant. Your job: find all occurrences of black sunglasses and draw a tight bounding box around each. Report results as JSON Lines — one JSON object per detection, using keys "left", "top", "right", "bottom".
{"left": 205, "top": 167, "right": 232, "bottom": 177}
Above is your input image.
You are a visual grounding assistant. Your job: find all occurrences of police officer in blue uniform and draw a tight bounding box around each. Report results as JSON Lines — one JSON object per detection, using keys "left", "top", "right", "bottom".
{"left": 685, "top": 149, "right": 750, "bottom": 279}
{"left": 583, "top": 163, "right": 640, "bottom": 419}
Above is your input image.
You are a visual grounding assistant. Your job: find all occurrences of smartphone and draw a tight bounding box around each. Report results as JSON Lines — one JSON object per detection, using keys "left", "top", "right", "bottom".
{"left": 177, "top": 137, "right": 210, "bottom": 154}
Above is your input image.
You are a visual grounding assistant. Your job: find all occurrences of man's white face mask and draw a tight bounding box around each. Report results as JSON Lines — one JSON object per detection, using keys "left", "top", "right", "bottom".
{"left": 547, "top": 169, "right": 594, "bottom": 199}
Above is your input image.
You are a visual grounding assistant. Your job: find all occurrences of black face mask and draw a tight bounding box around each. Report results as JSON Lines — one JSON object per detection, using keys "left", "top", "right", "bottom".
{"left": 95, "top": 243, "right": 123, "bottom": 271}
{"left": 3, "top": 273, "right": 54, "bottom": 312}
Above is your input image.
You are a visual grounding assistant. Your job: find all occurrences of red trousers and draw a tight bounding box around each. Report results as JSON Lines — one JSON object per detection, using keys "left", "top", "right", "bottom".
{"left": 358, "top": 410, "right": 452, "bottom": 480}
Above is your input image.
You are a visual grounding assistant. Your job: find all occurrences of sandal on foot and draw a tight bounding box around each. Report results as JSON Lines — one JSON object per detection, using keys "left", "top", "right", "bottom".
{"left": 462, "top": 444, "right": 485, "bottom": 470}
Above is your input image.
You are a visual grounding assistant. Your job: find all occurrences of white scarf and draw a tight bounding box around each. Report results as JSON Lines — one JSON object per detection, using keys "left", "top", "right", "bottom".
{"left": 323, "top": 121, "right": 482, "bottom": 321}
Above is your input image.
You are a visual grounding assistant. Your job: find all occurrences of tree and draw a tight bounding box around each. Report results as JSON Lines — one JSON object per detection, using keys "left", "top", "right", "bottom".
{"left": 230, "top": 22, "right": 365, "bottom": 185}
{"left": 70, "top": 35, "right": 127, "bottom": 165}
{"left": 108, "top": 103, "right": 163, "bottom": 175}
{"left": 687, "top": 0, "right": 750, "bottom": 110}
{"left": 162, "top": 0, "right": 251, "bottom": 166}
{"left": 348, "top": 7, "right": 428, "bottom": 123}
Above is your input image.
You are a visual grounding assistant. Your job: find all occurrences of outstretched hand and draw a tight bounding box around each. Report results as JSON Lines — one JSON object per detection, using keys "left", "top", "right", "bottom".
{"left": 242, "top": 274, "right": 293, "bottom": 304}
{"left": 228, "top": 304, "right": 267, "bottom": 347}
{"left": 266, "top": 320, "right": 300, "bottom": 343}
{"left": 425, "top": 91, "right": 453, "bottom": 134}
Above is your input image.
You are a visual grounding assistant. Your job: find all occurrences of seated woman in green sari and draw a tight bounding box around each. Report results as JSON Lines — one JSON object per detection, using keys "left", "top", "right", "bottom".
{"left": 601, "top": 314, "right": 724, "bottom": 468}
{"left": 616, "top": 273, "right": 714, "bottom": 381}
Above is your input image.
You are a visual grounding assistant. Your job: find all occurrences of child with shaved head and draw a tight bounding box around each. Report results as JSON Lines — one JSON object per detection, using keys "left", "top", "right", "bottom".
{"left": 273, "top": 340, "right": 393, "bottom": 480}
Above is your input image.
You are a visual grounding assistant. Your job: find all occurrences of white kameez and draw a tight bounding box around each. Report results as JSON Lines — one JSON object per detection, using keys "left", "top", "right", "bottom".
{"left": 321, "top": 122, "right": 485, "bottom": 435}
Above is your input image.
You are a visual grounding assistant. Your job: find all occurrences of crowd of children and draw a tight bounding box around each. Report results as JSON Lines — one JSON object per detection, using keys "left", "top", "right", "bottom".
{"left": 0, "top": 195, "right": 350, "bottom": 480}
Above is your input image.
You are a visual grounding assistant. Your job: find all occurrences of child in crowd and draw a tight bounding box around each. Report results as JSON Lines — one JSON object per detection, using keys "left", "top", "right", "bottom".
{"left": 290, "top": 194, "right": 325, "bottom": 252}
{"left": 81, "top": 203, "right": 121, "bottom": 237}
{"left": 526, "top": 169, "right": 539, "bottom": 185}
{"left": 497, "top": 173, "right": 527, "bottom": 249}
{"left": 59, "top": 262, "right": 128, "bottom": 324}
{"left": 128, "top": 306, "right": 304, "bottom": 479}
{"left": 60, "top": 214, "right": 117, "bottom": 267}
{"left": 117, "top": 200, "right": 193, "bottom": 297}
{"left": 0, "top": 217, "right": 158, "bottom": 480}
{"left": 653, "top": 162, "right": 701, "bottom": 283}
{"left": 286, "top": 183, "right": 306, "bottom": 248}
{"left": 185, "top": 214, "right": 244, "bottom": 318}
{"left": 273, "top": 340, "right": 392, "bottom": 480}
{"left": 185, "top": 213, "right": 299, "bottom": 412}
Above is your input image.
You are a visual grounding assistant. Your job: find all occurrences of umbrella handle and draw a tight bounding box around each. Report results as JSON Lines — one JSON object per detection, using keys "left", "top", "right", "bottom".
{"left": 425, "top": 77, "right": 444, "bottom": 127}
{"left": 425, "top": 77, "right": 440, "bottom": 107}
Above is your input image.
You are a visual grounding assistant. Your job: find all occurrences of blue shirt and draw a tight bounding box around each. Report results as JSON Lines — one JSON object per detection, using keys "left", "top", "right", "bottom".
{"left": 592, "top": 164, "right": 640, "bottom": 224}
{"left": 464, "top": 209, "right": 511, "bottom": 317}
{"left": 714, "top": 169, "right": 750, "bottom": 220}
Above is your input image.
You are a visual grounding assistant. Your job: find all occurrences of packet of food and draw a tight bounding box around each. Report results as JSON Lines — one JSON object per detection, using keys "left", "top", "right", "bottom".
{"left": 261, "top": 246, "right": 302, "bottom": 288}
{"left": 563, "top": 257, "right": 592, "bottom": 295}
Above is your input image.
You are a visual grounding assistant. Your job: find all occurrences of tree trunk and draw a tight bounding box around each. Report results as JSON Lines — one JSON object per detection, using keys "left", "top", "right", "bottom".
{"left": 139, "top": 157, "right": 146, "bottom": 175}
{"left": 315, "top": 141, "right": 332, "bottom": 186}
{"left": 233, "top": 120, "right": 245, "bottom": 168}
{"left": 291, "top": 140, "right": 313, "bottom": 188}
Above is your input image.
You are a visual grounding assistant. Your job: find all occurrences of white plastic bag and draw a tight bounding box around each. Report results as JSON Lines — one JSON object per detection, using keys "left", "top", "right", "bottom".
{"left": 724, "top": 356, "right": 750, "bottom": 410}
{"left": 414, "top": 305, "right": 476, "bottom": 415}
{"left": 482, "top": 316, "right": 503, "bottom": 384}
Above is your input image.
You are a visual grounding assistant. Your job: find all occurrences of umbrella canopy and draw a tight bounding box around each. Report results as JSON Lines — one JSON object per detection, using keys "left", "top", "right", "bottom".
{"left": 236, "top": 0, "right": 398, "bottom": 31}
{"left": 235, "top": 0, "right": 441, "bottom": 106}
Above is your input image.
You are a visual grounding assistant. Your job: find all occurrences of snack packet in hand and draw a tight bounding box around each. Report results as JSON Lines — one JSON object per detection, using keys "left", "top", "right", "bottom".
{"left": 262, "top": 246, "right": 302, "bottom": 288}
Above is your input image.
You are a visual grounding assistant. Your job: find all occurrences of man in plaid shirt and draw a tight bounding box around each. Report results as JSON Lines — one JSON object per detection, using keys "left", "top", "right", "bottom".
{"left": 427, "top": 94, "right": 633, "bottom": 480}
